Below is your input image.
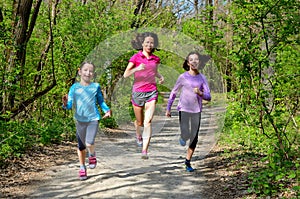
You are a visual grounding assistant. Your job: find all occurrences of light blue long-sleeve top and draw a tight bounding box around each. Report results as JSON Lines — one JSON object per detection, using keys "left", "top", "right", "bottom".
{"left": 63, "top": 82, "right": 110, "bottom": 122}
{"left": 167, "top": 71, "right": 211, "bottom": 113}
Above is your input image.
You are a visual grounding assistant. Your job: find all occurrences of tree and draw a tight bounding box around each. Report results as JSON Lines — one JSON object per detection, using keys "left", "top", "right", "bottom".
{"left": 0, "top": 0, "right": 59, "bottom": 120}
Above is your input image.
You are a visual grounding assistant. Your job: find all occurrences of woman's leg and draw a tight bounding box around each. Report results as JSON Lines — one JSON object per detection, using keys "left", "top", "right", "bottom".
{"left": 142, "top": 100, "right": 156, "bottom": 153}
{"left": 133, "top": 105, "right": 144, "bottom": 139}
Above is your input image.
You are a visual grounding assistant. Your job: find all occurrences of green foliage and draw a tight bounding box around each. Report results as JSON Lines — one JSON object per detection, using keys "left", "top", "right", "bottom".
{"left": 100, "top": 117, "right": 118, "bottom": 129}
{"left": 0, "top": 116, "right": 75, "bottom": 166}
{"left": 1, "top": 0, "right": 299, "bottom": 197}
{"left": 248, "top": 159, "right": 299, "bottom": 196}
{"left": 194, "top": 0, "right": 300, "bottom": 196}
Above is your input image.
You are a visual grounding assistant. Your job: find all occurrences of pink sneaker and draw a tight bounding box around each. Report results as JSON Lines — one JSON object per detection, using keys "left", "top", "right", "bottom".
{"left": 88, "top": 156, "right": 97, "bottom": 169}
{"left": 141, "top": 150, "right": 148, "bottom": 159}
{"left": 79, "top": 168, "right": 87, "bottom": 180}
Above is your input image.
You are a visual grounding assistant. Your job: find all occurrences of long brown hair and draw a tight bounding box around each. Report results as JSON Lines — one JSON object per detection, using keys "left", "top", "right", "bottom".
{"left": 131, "top": 32, "right": 159, "bottom": 53}
{"left": 182, "top": 52, "right": 211, "bottom": 71}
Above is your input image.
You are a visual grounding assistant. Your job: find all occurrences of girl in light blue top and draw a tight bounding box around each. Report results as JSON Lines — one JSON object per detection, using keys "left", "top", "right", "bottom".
{"left": 166, "top": 52, "right": 211, "bottom": 172}
{"left": 62, "top": 62, "right": 111, "bottom": 180}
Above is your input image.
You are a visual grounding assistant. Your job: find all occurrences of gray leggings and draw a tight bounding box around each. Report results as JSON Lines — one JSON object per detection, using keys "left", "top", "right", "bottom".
{"left": 76, "top": 120, "right": 99, "bottom": 151}
{"left": 179, "top": 111, "right": 201, "bottom": 149}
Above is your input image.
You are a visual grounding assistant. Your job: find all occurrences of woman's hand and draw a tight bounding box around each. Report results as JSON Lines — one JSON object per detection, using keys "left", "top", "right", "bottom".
{"left": 158, "top": 75, "right": 164, "bottom": 84}
{"left": 136, "top": 63, "right": 145, "bottom": 71}
{"left": 156, "top": 73, "right": 164, "bottom": 84}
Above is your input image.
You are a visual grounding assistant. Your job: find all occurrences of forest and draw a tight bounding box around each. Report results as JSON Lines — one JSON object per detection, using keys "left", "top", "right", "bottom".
{"left": 0, "top": 0, "right": 299, "bottom": 198}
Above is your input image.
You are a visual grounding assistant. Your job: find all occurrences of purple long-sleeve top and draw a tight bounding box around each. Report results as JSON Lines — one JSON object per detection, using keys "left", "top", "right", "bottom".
{"left": 166, "top": 71, "right": 211, "bottom": 113}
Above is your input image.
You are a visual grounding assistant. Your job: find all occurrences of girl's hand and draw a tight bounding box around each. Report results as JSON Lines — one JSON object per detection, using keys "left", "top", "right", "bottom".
{"left": 103, "top": 110, "right": 112, "bottom": 119}
{"left": 62, "top": 94, "right": 68, "bottom": 106}
{"left": 165, "top": 110, "right": 171, "bottom": 117}
{"left": 193, "top": 88, "right": 203, "bottom": 96}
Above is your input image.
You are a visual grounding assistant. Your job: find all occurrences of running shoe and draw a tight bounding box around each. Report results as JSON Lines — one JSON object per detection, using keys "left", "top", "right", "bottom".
{"left": 185, "top": 164, "right": 195, "bottom": 172}
{"left": 79, "top": 168, "right": 87, "bottom": 180}
{"left": 141, "top": 150, "right": 148, "bottom": 159}
{"left": 88, "top": 156, "right": 97, "bottom": 169}
{"left": 136, "top": 136, "right": 143, "bottom": 147}
{"left": 179, "top": 137, "right": 186, "bottom": 146}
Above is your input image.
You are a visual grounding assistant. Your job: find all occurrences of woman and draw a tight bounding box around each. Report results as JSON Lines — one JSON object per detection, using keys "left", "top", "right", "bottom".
{"left": 123, "top": 32, "right": 164, "bottom": 159}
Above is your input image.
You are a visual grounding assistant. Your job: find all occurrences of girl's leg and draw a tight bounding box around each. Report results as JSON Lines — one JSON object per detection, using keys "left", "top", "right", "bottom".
{"left": 76, "top": 121, "right": 87, "bottom": 166}
{"left": 185, "top": 112, "right": 201, "bottom": 172}
{"left": 186, "top": 147, "right": 195, "bottom": 161}
{"left": 85, "top": 121, "right": 99, "bottom": 156}
{"left": 190, "top": 112, "right": 201, "bottom": 143}
{"left": 179, "top": 111, "right": 190, "bottom": 141}
{"left": 85, "top": 121, "right": 99, "bottom": 169}
{"left": 77, "top": 149, "right": 86, "bottom": 166}
{"left": 142, "top": 100, "right": 156, "bottom": 153}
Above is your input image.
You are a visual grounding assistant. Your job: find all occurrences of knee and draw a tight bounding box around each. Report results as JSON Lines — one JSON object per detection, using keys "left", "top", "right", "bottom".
{"left": 143, "top": 119, "right": 152, "bottom": 127}
{"left": 78, "top": 145, "right": 86, "bottom": 151}
{"left": 86, "top": 142, "right": 94, "bottom": 147}
{"left": 189, "top": 138, "right": 198, "bottom": 149}
{"left": 136, "top": 120, "right": 144, "bottom": 127}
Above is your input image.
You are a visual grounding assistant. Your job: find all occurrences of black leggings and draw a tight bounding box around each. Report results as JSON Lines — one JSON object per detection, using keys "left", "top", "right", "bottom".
{"left": 179, "top": 111, "right": 201, "bottom": 149}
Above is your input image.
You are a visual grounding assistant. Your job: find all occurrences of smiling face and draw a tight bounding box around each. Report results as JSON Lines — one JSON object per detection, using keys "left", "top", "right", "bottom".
{"left": 188, "top": 54, "right": 200, "bottom": 70}
{"left": 79, "top": 63, "right": 95, "bottom": 85}
{"left": 142, "top": 36, "right": 155, "bottom": 54}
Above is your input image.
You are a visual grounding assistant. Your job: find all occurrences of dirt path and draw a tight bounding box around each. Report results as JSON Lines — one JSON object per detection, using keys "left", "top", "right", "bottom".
{"left": 21, "top": 103, "right": 225, "bottom": 199}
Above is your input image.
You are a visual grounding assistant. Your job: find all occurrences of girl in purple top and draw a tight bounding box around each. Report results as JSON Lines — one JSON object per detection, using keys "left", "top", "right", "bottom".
{"left": 166, "top": 51, "right": 211, "bottom": 172}
{"left": 123, "top": 32, "right": 164, "bottom": 159}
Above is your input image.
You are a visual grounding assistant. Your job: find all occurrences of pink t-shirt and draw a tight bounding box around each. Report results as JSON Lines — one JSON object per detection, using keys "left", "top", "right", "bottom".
{"left": 129, "top": 51, "right": 160, "bottom": 92}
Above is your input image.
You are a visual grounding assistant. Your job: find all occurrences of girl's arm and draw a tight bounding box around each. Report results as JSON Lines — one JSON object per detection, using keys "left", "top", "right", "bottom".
{"left": 62, "top": 85, "right": 75, "bottom": 110}
{"left": 96, "top": 85, "right": 111, "bottom": 116}
{"left": 201, "top": 75, "right": 211, "bottom": 101}
{"left": 166, "top": 76, "right": 183, "bottom": 114}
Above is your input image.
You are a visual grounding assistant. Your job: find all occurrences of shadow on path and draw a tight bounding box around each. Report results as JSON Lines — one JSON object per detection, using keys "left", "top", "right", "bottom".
{"left": 26, "top": 96, "right": 226, "bottom": 199}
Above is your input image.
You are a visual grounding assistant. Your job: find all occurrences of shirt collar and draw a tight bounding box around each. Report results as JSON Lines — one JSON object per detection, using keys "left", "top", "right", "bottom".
{"left": 138, "top": 50, "right": 155, "bottom": 60}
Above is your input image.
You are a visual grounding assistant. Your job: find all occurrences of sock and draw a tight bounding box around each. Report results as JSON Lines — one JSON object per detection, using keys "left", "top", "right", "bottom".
{"left": 185, "top": 159, "right": 191, "bottom": 166}
{"left": 89, "top": 152, "right": 95, "bottom": 157}
{"left": 80, "top": 165, "right": 86, "bottom": 170}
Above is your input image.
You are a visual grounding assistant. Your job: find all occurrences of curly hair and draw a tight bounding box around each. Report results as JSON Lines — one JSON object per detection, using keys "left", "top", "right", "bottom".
{"left": 131, "top": 32, "right": 159, "bottom": 52}
{"left": 182, "top": 51, "right": 211, "bottom": 71}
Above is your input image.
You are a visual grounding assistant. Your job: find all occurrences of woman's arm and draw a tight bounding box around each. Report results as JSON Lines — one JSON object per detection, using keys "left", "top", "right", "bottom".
{"left": 156, "top": 71, "right": 164, "bottom": 84}
{"left": 123, "top": 62, "right": 145, "bottom": 78}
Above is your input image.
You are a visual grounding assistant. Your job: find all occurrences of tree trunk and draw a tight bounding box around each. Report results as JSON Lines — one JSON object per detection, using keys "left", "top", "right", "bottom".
{"left": 3, "top": 0, "right": 33, "bottom": 112}
{"left": 1, "top": 0, "right": 58, "bottom": 120}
